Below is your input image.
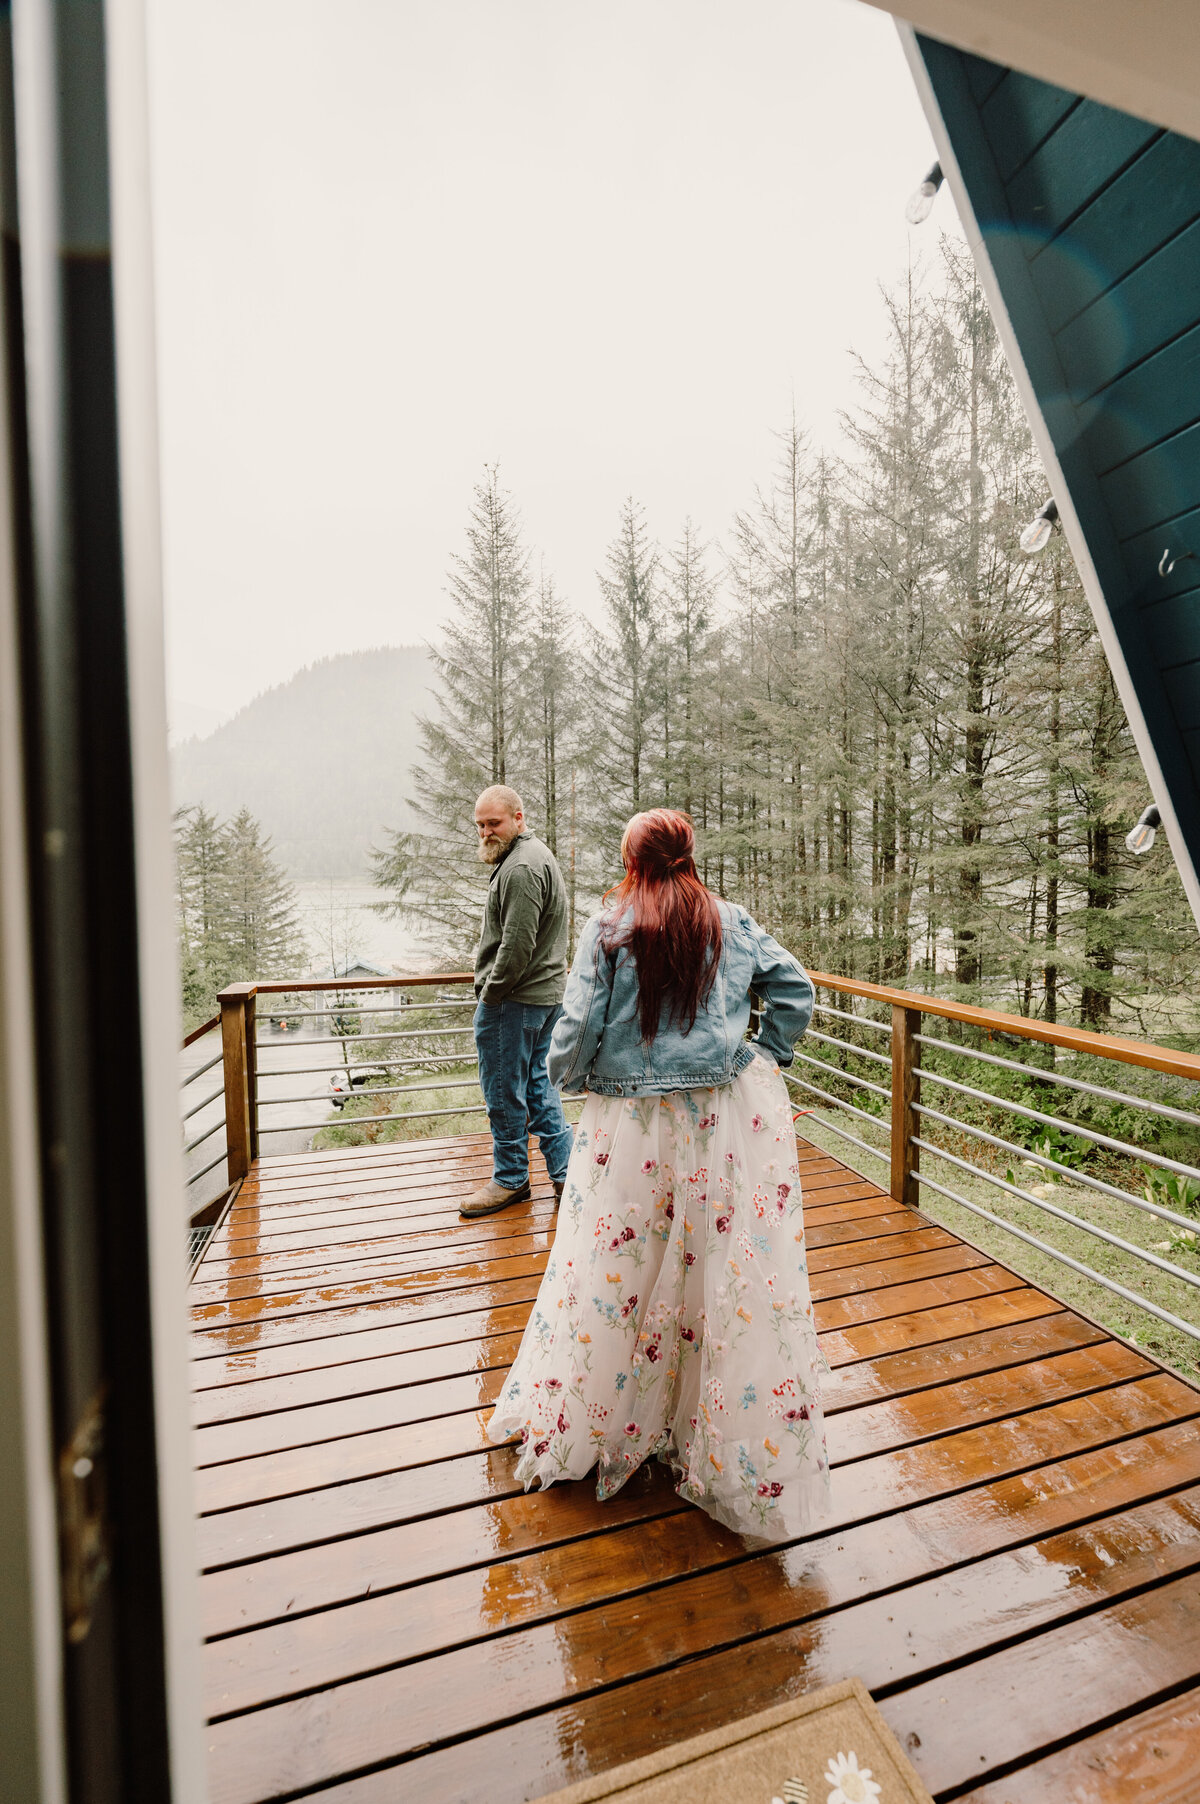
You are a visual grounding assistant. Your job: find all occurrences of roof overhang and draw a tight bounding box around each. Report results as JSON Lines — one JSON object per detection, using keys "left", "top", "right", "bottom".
{"left": 861, "top": 1, "right": 1200, "bottom": 144}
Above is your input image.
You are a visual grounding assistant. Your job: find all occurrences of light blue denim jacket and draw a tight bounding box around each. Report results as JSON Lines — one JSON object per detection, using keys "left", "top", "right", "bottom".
{"left": 547, "top": 900, "right": 814, "bottom": 1096}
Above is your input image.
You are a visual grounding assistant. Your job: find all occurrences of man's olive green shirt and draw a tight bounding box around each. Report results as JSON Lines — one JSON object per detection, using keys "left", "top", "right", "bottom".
{"left": 474, "top": 832, "right": 569, "bottom": 1007}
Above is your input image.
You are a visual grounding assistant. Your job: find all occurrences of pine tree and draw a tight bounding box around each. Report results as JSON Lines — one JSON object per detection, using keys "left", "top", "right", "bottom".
{"left": 660, "top": 519, "right": 717, "bottom": 818}
{"left": 174, "top": 805, "right": 306, "bottom": 1027}
{"left": 368, "top": 237, "right": 1200, "bottom": 1026}
{"left": 221, "top": 808, "right": 306, "bottom": 978}
{"left": 374, "top": 468, "right": 536, "bottom": 959}
{"left": 176, "top": 805, "right": 230, "bottom": 981}
{"left": 528, "top": 566, "right": 575, "bottom": 857}
{"left": 584, "top": 498, "right": 663, "bottom": 865}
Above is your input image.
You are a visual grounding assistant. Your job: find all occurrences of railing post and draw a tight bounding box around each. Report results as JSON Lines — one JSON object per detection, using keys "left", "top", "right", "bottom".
{"left": 219, "top": 983, "right": 258, "bottom": 1185}
{"left": 890, "top": 1003, "right": 920, "bottom": 1209}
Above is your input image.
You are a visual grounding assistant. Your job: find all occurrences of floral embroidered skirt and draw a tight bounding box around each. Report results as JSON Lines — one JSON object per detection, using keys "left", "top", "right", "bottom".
{"left": 486, "top": 1051, "right": 831, "bottom": 1541}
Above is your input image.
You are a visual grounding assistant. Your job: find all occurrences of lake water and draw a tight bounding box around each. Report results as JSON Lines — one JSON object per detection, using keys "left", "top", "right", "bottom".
{"left": 293, "top": 878, "right": 433, "bottom": 974}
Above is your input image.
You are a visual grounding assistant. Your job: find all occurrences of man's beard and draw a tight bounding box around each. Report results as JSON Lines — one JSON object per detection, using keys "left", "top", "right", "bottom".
{"left": 477, "top": 834, "right": 512, "bottom": 865}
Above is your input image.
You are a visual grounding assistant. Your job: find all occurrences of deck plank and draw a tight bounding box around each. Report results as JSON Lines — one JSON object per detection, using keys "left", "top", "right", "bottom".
{"left": 190, "top": 1134, "right": 1200, "bottom": 1804}
{"left": 204, "top": 1495, "right": 1200, "bottom": 1803}
{"left": 200, "top": 1415, "right": 1200, "bottom": 1638}
{"left": 190, "top": 1294, "right": 1090, "bottom": 1431}
{"left": 956, "top": 1679, "right": 1200, "bottom": 1802}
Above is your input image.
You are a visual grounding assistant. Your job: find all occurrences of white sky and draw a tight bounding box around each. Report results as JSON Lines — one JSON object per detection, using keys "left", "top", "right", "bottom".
{"left": 148, "top": 0, "right": 952, "bottom": 727}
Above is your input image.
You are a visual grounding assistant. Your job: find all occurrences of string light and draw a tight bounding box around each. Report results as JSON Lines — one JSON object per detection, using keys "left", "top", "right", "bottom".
{"left": 905, "top": 161, "right": 944, "bottom": 224}
{"left": 1126, "top": 804, "right": 1161, "bottom": 856}
{"left": 1019, "top": 498, "right": 1059, "bottom": 555}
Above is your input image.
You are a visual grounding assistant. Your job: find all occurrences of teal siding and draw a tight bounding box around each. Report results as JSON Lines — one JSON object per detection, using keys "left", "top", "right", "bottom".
{"left": 1005, "top": 104, "right": 1160, "bottom": 238}
{"left": 1055, "top": 215, "right": 1200, "bottom": 398}
{"left": 917, "top": 38, "right": 1200, "bottom": 880}
{"left": 1029, "top": 133, "right": 1200, "bottom": 333}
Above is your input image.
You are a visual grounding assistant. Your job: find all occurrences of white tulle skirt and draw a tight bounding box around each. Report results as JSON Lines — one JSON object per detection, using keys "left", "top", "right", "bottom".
{"left": 487, "top": 1051, "right": 831, "bottom": 1540}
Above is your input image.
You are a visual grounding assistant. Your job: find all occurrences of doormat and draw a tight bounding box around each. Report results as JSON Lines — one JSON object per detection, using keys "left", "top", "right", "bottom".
{"left": 536, "top": 1678, "right": 933, "bottom": 1804}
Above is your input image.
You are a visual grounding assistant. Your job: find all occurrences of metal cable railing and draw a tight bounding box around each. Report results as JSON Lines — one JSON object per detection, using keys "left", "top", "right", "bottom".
{"left": 187, "top": 960, "right": 1200, "bottom": 1351}
{"left": 250, "top": 973, "right": 486, "bottom": 1146}
{"left": 180, "top": 1014, "right": 229, "bottom": 1249}
{"left": 798, "top": 970, "right": 1200, "bottom": 1353}
{"left": 780, "top": 991, "right": 893, "bottom": 1167}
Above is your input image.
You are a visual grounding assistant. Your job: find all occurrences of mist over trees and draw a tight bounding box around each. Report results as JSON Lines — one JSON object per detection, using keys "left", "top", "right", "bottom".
{"left": 172, "top": 648, "right": 431, "bottom": 878}
{"left": 375, "top": 241, "right": 1199, "bottom": 1032}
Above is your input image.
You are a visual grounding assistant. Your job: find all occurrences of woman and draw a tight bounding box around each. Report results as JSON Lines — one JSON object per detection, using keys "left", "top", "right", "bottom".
{"left": 487, "top": 809, "right": 829, "bottom": 1541}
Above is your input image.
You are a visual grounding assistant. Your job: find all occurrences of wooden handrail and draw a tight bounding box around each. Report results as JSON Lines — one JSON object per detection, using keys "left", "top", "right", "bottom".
{"left": 193, "top": 964, "right": 1198, "bottom": 1208}
{"left": 807, "top": 970, "right": 1200, "bottom": 1085}
{"left": 181, "top": 1013, "right": 220, "bottom": 1049}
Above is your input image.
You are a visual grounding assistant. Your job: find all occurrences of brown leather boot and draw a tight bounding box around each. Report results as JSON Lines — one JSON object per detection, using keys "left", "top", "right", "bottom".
{"left": 460, "top": 1177, "right": 532, "bottom": 1218}
{"left": 552, "top": 1181, "right": 564, "bottom": 1207}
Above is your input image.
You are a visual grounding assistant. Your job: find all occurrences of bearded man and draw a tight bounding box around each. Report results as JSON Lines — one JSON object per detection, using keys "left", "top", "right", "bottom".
{"left": 462, "top": 784, "right": 574, "bottom": 1217}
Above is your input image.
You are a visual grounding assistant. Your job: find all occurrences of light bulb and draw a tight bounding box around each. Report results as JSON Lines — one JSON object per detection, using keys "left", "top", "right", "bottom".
{"left": 1126, "top": 804, "right": 1161, "bottom": 856}
{"left": 905, "top": 161, "right": 943, "bottom": 225}
{"left": 1019, "top": 498, "right": 1058, "bottom": 555}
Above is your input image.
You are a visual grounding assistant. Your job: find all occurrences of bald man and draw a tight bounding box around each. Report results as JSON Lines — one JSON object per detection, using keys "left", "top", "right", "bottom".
{"left": 462, "top": 785, "right": 574, "bottom": 1217}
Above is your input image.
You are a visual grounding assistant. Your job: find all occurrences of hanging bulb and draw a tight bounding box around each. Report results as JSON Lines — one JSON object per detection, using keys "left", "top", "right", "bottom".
{"left": 1126, "top": 804, "right": 1161, "bottom": 856}
{"left": 1019, "top": 497, "right": 1059, "bottom": 555}
{"left": 905, "top": 161, "right": 944, "bottom": 225}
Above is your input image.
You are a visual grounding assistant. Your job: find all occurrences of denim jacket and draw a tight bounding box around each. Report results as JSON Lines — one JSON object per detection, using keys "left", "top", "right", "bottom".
{"left": 547, "top": 900, "right": 814, "bottom": 1096}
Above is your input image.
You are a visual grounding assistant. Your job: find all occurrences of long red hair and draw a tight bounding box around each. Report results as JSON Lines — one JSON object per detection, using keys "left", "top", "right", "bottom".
{"left": 600, "top": 810, "right": 723, "bottom": 1042}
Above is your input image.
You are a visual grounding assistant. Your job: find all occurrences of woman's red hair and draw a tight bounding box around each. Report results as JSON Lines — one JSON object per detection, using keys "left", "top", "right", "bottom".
{"left": 600, "top": 809, "right": 723, "bottom": 1043}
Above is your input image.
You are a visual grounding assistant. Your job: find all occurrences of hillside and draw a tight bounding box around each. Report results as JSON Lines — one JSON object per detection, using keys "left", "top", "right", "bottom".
{"left": 171, "top": 647, "right": 433, "bottom": 877}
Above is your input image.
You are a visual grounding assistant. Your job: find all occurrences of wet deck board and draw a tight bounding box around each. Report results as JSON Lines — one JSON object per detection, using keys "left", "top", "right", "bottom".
{"left": 190, "top": 1133, "right": 1200, "bottom": 1803}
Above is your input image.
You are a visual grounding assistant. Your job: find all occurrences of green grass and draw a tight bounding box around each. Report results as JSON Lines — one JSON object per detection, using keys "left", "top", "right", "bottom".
{"left": 795, "top": 1103, "right": 1200, "bottom": 1383}
{"left": 311, "top": 1059, "right": 584, "bottom": 1150}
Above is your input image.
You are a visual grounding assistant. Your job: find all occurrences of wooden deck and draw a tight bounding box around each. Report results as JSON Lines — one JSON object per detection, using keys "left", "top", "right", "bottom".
{"left": 191, "top": 1133, "right": 1200, "bottom": 1803}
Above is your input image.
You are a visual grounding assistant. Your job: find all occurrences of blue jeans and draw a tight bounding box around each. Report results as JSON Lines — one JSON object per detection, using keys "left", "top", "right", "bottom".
{"left": 474, "top": 999, "right": 574, "bottom": 1189}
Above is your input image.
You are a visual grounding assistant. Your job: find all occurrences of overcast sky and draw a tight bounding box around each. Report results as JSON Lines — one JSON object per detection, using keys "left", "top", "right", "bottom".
{"left": 148, "top": 0, "right": 955, "bottom": 733}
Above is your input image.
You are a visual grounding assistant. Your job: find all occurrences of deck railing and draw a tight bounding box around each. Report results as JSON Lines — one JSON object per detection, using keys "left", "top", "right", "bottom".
{"left": 183, "top": 963, "right": 1200, "bottom": 1350}
{"left": 180, "top": 1012, "right": 229, "bottom": 1251}
{"left": 216, "top": 971, "right": 480, "bottom": 1186}
{"left": 791, "top": 972, "right": 1200, "bottom": 1352}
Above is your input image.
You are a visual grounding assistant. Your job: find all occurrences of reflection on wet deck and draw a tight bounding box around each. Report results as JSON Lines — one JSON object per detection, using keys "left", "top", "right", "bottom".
{"left": 191, "top": 1133, "right": 1200, "bottom": 1802}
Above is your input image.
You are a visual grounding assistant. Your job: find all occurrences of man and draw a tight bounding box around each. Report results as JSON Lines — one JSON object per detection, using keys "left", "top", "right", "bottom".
{"left": 462, "top": 784, "right": 574, "bottom": 1217}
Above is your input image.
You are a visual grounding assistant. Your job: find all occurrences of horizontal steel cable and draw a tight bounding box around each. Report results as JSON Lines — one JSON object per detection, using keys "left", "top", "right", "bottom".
{"left": 255, "top": 1054, "right": 478, "bottom": 1080}
{"left": 180, "top": 1050, "right": 223, "bottom": 1087}
{"left": 265, "top": 998, "right": 475, "bottom": 1018}
{"left": 258, "top": 1025, "right": 476, "bottom": 1052}
{"left": 258, "top": 1076, "right": 482, "bottom": 1108}
{"left": 915, "top": 1030, "right": 1200, "bottom": 1132}
{"left": 911, "top": 1099, "right": 1200, "bottom": 1234}
{"left": 186, "top": 1149, "right": 228, "bottom": 1185}
{"left": 805, "top": 1026, "right": 893, "bottom": 1068}
{"left": 792, "top": 1047, "right": 892, "bottom": 1101}
{"left": 182, "top": 1085, "right": 225, "bottom": 1122}
{"left": 914, "top": 1064, "right": 1200, "bottom": 1184}
{"left": 184, "top": 1115, "right": 227, "bottom": 1154}
{"left": 811, "top": 1001, "right": 891, "bottom": 1035}
{"left": 911, "top": 1134, "right": 1200, "bottom": 1292}
{"left": 796, "top": 1112, "right": 889, "bottom": 1166}
{"left": 913, "top": 1167, "right": 1200, "bottom": 1345}
{"left": 783, "top": 1070, "right": 891, "bottom": 1131}
{"left": 256, "top": 1102, "right": 493, "bottom": 1133}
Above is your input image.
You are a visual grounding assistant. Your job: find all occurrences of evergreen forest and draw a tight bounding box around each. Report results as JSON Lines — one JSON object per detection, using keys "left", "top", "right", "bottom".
{"left": 374, "top": 243, "right": 1200, "bottom": 1037}
{"left": 175, "top": 805, "right": 307, "bottom": 1030}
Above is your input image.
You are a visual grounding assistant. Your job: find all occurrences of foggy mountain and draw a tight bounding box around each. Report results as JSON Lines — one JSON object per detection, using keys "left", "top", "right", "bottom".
{"left": 171, "top": 647, "right": 433, "bottom": 878}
